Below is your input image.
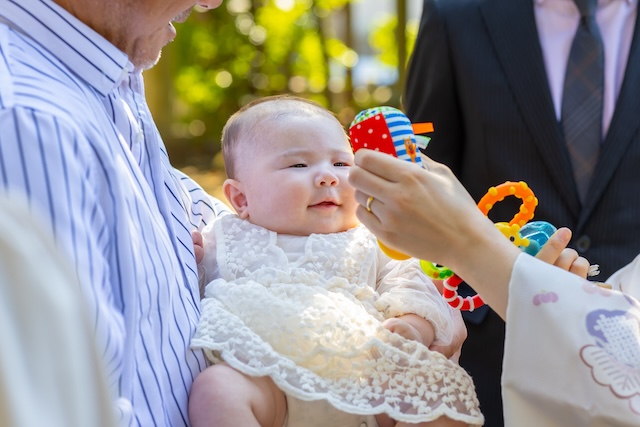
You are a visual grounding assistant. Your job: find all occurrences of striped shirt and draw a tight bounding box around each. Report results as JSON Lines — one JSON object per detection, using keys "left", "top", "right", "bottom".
{"left": 0, "top": 0, "right": 229, "bottom": 425}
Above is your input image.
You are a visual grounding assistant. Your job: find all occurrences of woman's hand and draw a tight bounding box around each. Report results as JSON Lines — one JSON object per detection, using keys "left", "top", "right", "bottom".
{"left": 349, "top": 150, "right": 520, "bottom": 318}
{"left": 535, "top": 227, "right": 591, "bottom": 278}
{"left": 350, "top": 150, "right": 491, "bottom": 266}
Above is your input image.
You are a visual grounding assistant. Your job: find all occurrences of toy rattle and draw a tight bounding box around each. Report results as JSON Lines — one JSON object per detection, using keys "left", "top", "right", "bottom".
{"left": 439, "top": 181, "right": 556, "bottom": 311}
{"left": 350, "top": 106, "right": 434, "bottom": 260}
{"left": 350, "top": 106, "right": 433, "bottom": 166}
{"left": 349, "top": 107, "right": 557, "bottom": 311}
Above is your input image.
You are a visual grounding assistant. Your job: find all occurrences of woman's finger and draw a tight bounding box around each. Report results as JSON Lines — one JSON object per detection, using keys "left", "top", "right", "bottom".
{"left": 353, "top": 149, "right": 421, "bottom": 182}
{"left": 568, "top": 256, "right": 591, "bottom": 279}
{"left": 552, "top": 247, "right": 580, "bottom": 271}
{"left": 535, "top": 227, "right": 572, "bottom": 264}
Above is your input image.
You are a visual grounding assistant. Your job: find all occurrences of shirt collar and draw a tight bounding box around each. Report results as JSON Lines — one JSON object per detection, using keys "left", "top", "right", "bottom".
{"left": 0, "top": 0, "right": 132, "bottom": 97}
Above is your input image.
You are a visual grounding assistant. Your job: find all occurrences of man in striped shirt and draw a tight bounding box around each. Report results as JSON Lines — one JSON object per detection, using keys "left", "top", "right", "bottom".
{"left": 0, "top": 0, "right": 229, "bottom": 425}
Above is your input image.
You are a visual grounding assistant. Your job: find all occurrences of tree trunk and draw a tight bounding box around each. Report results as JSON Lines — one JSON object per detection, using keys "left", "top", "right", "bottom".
{"left": 395, "top": 0, "right": 407, "bottom": 98}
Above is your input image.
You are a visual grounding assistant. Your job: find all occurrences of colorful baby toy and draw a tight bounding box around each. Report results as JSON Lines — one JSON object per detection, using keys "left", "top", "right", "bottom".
{"left": 349, "top": 107, "right": 557, "bottom": 311}
{"left": 439, "top": 182, "right": 556, "bottom": 311}
{"left": 349, "top": 106, "right": 434, "bottom": 260}
{"left": 350, "top": 106, "right": 433, "bottom": 167}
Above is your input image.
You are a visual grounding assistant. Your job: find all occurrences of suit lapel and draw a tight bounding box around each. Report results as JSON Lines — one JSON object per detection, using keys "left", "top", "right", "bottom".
{"left": 481, "top": 0, "right": 581, "bottom": 217}
{"left": 578, "top": 10, "right": 640, "bottom": 229}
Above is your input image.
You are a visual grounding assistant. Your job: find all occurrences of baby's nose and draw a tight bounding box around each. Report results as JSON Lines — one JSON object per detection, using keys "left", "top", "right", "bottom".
{"left": 316, "top": 171, "right": 338, "bottom": 186}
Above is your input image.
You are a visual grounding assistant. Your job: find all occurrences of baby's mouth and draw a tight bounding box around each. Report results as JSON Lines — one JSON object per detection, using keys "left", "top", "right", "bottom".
{"left": 310, "top": 200, "right": 339, "bottom": 208}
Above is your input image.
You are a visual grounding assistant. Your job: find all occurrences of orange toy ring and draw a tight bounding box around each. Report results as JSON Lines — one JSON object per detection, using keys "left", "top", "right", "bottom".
{"left": 477, "top": 181, "right": 538, "bottom": 227}
{"left": 442, "top": 181, "right": 538, "bottom": 311}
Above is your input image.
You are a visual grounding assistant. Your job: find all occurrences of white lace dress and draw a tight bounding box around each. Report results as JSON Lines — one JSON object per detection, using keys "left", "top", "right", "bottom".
{"left": 192, "top": 215, "right": 483, "bottom": 425}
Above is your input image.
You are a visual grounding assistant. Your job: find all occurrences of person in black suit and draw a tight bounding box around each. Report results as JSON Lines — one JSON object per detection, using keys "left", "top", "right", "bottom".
{"left": 404, "top": 0, "right": 640, "bottom": 425}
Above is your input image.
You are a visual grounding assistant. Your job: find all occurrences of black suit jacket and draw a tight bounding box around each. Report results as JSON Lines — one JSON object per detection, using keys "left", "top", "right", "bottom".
{"left": 405, "top": 0, "right": 640, "bottom": 425}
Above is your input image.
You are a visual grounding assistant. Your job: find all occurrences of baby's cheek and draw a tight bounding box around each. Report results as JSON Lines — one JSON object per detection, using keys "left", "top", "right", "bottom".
{"left": 345, "top": 205, "right": 360, "bottom": 228}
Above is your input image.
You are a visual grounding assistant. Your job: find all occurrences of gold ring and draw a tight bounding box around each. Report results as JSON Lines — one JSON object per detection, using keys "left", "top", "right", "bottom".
{"left": 366, "top": 196, "right": 374, "bottom": 212}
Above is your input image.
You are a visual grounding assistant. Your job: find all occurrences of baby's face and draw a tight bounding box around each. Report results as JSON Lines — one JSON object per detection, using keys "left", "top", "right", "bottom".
{"left": 236, "top": 114, "right": 359, "bottom": 235}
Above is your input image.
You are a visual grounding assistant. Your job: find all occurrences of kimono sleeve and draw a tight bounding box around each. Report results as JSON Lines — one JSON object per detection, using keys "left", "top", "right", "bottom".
{"left": 503, "top": 254, "right": 640, "bottom": 426}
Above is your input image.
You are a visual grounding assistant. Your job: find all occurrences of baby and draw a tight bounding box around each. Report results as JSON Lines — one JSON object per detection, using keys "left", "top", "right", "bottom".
{"left": 189, "top": 95, "right": 483, "bottom": 427}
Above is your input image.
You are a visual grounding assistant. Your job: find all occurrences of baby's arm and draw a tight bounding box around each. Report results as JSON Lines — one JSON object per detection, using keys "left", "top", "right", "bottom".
{"left": 374, "top": 253, "right": 456, "bottom": 348}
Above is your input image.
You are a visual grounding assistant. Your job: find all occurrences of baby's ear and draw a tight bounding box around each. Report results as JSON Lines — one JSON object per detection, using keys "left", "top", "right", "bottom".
{"left": 223, "top": 179, "right": 249, "bottom": 218}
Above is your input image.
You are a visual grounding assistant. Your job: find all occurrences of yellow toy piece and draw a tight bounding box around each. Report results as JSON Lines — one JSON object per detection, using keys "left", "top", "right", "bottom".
{"left": 494, "top": 222, "right": 530, "bottom": 249}
{"left": 377, "top": 240, "right": 411, "bottom": 260}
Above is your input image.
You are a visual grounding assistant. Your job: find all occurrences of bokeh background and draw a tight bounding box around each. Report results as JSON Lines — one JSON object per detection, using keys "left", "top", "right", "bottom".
{"left": 144, "top": 0, "right": 422, "bottom": 201}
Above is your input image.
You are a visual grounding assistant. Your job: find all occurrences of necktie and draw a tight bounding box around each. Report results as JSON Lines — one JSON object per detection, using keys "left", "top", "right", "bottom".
{"left": 561, "top": 0, "right": 604, "bottom": 203}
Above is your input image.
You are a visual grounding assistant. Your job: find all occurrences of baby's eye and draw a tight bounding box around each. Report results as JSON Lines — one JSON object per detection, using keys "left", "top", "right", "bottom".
{"left": 334, "top": 162, "right": 351, "bottom": 167}
{"left": 289, "top": 163, "right": 307, "bottom": 168}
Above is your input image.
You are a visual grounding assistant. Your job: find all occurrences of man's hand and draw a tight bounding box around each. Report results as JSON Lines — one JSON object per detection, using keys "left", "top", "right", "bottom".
{"left": 191, "top": 230, "right": 204, "bottom": 265}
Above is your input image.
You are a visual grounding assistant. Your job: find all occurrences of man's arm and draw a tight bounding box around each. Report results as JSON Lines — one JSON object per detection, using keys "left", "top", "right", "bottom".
{"left": 0, "top": 107, "right": 125, "bottom": 394}
{"left": 173, "top": 168, "right": 231, "bottom": 232}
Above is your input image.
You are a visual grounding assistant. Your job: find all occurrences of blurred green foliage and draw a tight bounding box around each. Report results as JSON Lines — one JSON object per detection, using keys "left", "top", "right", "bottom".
{"left": 144, "top": 0, "right": 419, "bottom": 170}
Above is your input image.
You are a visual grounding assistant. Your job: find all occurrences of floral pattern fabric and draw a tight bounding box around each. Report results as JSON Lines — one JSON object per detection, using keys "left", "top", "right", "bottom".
{"left": 503, "top": 254, "right": 640, "bottom": 427}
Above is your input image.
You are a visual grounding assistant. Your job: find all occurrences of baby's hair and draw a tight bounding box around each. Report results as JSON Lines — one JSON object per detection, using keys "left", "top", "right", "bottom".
{"left": 221, "top": 94, "right": 342, "bottom": 179}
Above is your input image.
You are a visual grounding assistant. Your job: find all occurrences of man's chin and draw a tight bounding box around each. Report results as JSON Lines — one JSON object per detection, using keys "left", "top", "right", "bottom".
{"left": 173, "top": 8, "right": 193, "bottom": 23}
{"left": 133, "top": 50, "right": 163, "bottom": 72}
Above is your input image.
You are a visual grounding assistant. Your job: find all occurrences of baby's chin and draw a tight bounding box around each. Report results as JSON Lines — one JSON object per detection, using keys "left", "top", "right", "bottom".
{"left": 305, "top": 220, "right": 360, "bottom": 236}
{"left": 275, "top": 223, "right": 358, "bottom": 236}
{"left": 249, "top": 215, "right": 359, "bottom": 236}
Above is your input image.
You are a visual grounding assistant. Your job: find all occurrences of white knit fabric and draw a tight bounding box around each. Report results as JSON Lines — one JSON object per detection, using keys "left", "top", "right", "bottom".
{"left": 192, "top": 215, "right": 483, "bottom": 425}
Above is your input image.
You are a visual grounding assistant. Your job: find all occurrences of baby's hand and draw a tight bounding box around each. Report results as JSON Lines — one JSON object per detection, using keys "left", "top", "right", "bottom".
{"left": 535, "top": 227, "right": 591, "bottom": 278}
{"left": 429, "top": 309, "right": 466, "bottom": 362}
{"left": 191, "top": 230, "right": 204, "bottom": 265}
{"left": 382, "top": 314, "right": 436, "bottom": 347}
{"left": 383, "top": 318, "right": 423, "bottom": 343}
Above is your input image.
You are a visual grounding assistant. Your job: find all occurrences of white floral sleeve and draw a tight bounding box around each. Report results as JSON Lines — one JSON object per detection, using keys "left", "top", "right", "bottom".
{"left": 373, "top": 249, "right": 455, "bottom": 345}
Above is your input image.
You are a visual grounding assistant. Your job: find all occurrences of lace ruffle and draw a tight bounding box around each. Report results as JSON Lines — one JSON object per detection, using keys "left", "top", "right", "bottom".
{"left": 193, "top": 278, "right": 482, "bottom": 424}
{"left": 192, "top": 216, "right": 483, "bottom": 424}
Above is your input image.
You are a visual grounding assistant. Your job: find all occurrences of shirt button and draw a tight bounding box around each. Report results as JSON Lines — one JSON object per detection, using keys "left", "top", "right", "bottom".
{"left": 575, "top": 235, "right": 591, "bottom": 253}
